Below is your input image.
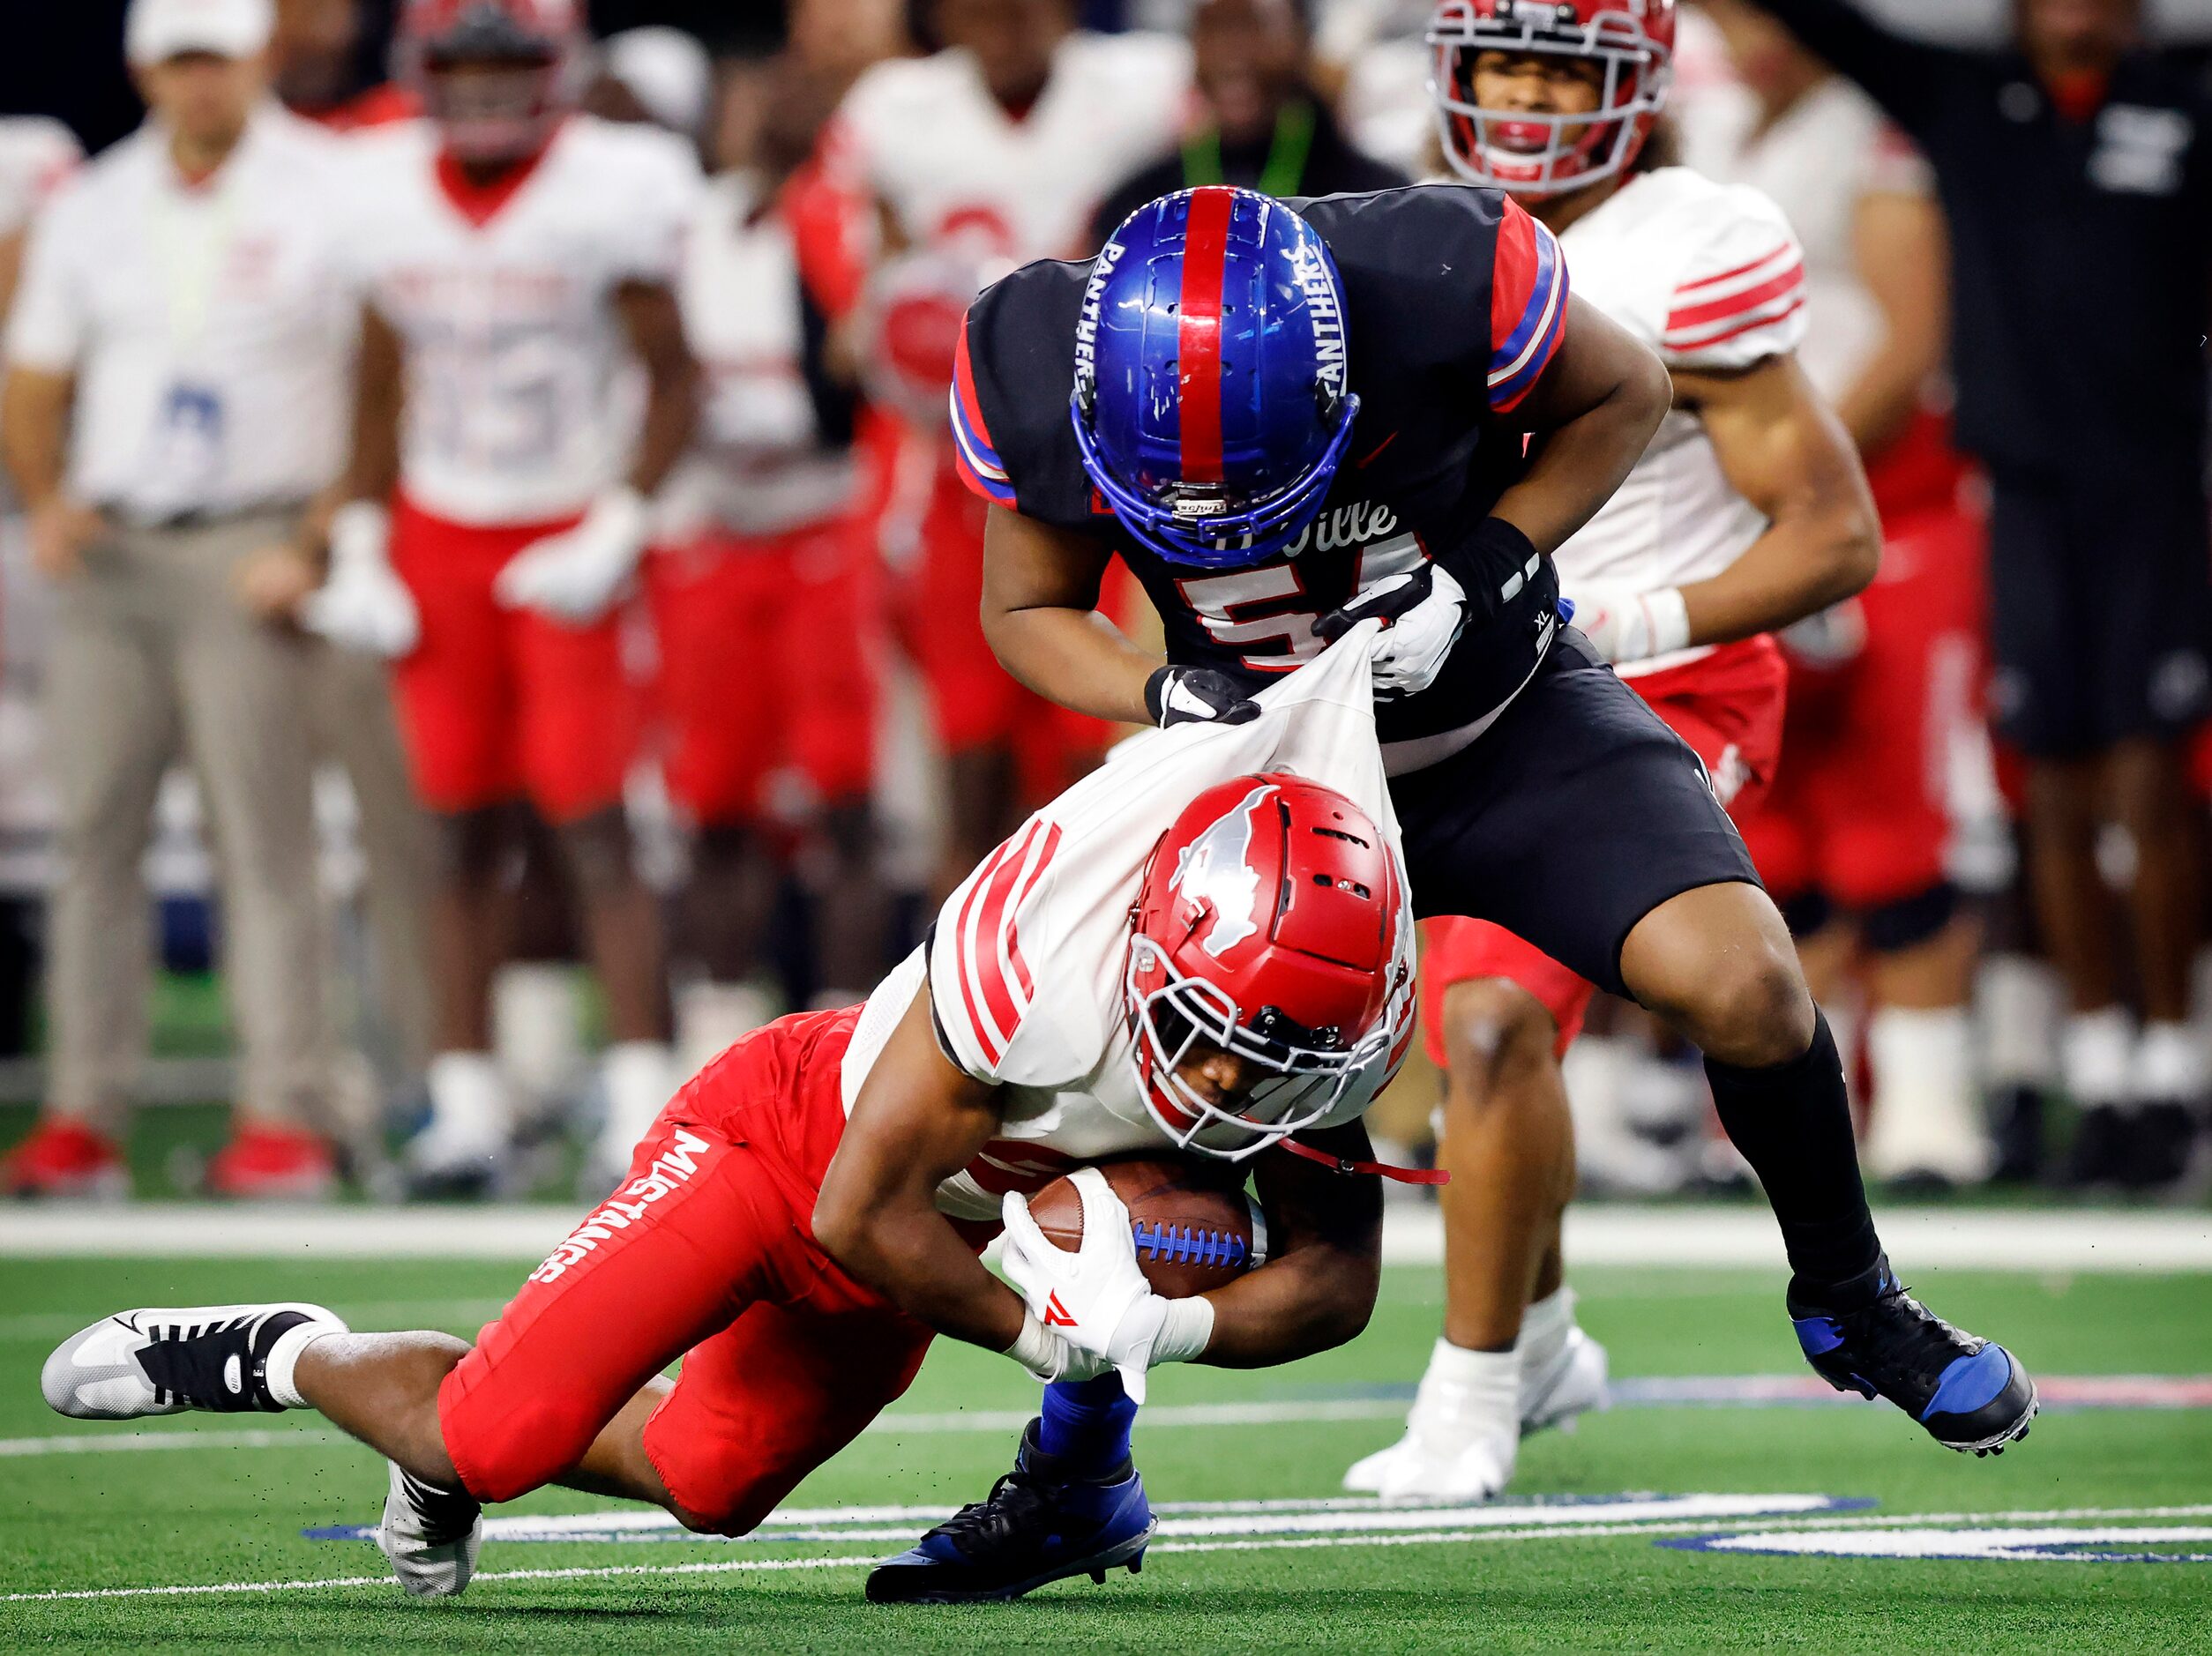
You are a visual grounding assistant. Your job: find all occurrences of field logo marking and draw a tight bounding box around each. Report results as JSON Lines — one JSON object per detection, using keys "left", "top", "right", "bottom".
{"left": 1663, "top": 1525, "right": 2212, "bottom": 1564}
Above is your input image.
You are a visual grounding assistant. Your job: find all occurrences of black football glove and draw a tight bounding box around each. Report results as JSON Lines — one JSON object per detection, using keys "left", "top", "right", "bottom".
{"left": 1145, "top": 665, "right": 1263, "bottom": 729}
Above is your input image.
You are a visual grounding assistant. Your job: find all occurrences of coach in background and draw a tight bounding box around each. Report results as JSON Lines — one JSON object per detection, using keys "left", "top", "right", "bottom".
{"left": 1745, "top": 0, "right": 2212, "bottom": 1190}
{"left": 1091, "top": 0, "right": 1406, "bottom": 246}
{"left": 0, "top": 0, "right": 352, "bottom": 1199}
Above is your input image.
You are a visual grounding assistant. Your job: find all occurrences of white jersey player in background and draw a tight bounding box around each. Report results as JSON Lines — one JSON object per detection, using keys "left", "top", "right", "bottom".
{"left": 1684, "top": 0, "right": 2001, "bottom": 1188}
{"left": 821, "top": 0, "right": 1191, "bottom": 899}
{"left": 1349, "top": 0, "right": 1881, "bottom": 1503}
{"left": 297, "top": 0, "right": 701, "bottom": 1193}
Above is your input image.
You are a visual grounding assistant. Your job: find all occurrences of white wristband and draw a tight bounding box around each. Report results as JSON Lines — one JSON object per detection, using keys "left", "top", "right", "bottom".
{"left": 1643, "top": 586, "right": 1693, "bottom": 658}
{"left": 1148, "top": 1295, "right": 1216, "bottom": 1367}
{"left": 325, "top": 500, "right": 390, "bottom": 573}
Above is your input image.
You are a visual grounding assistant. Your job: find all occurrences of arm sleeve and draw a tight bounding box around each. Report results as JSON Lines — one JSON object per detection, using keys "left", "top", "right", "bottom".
{"left": 4, "top": 200, "right": 84, "bottom": 372}
{"left": 949, "top": 310, "right": 1019, "bottom": 508}
{"left": 609, "top": 135, "right": 702, "bottom": 286}
{"left": 925, "top": 818, "right": 1069, "bottom": 1085}
{"left": 1658, "top": 189, "right": 1809, "bottom": 371}
{"left": 1486, "top": 194, "right": 1570, "bottom": 414}
{"left": 1747, "top": 0, "right": 1963, "bottom": 138}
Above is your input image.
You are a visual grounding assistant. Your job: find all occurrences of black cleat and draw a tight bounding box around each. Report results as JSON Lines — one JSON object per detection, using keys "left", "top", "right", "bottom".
{"left": 42, "top": 1302, "right": 345, "bottom": 1419}
{"left": 1790, "top": 1257, "right": 2036, "bottom": 1454}
{"left": 866, "top": 1421, "right": 1155, "bottom": 1604}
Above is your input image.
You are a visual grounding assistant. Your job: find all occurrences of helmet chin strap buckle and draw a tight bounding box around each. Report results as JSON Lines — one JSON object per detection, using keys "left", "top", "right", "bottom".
{"left": 1276, "top": 1136, "right": 1450, "bottom": 1186}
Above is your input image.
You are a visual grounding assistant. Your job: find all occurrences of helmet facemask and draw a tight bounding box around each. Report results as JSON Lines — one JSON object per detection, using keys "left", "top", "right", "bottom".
{"left": 1428, "top": 0, "right": 1672, "bottom": 199}
{"left": 1123, "top": 934, "right": 1386, "bottom": 1161}
{"left": 422, "top": 53, "right": 564, "bottom": 163}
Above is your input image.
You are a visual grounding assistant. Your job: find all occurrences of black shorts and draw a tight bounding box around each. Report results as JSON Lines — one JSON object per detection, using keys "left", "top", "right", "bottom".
{"left": 1392, "top": 634, "right": 1761, "bottom": 998}
{"left": 1985, "top": 463, "right": 2212, "bottom": 757}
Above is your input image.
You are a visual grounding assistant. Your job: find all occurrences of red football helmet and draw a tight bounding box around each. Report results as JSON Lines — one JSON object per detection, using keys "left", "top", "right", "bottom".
{"left": 398, "top": 0, "right": 585, "bottom": 165}
{"left": 1125, "top": 773, "right": 1409, "bottom": 1161}
{"left": 1428, "top": 0, "right": 1676, "bottom": 199}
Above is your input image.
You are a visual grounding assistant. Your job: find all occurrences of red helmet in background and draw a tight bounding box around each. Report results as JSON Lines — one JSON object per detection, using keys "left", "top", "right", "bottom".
{"left": 1428, "top": 0, "right": 1676, "bottom": 199}
{"left": 398, "top": 0, "right": 585, "bottom": 165}
{"left": 1125, "top": 774, "right": 1409, "bottom": 1161}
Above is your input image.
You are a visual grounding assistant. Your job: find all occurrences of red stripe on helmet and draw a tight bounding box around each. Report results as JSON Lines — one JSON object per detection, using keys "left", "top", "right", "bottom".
{"left": 1177, "top": 186, "right": 1236, "bottom": 486}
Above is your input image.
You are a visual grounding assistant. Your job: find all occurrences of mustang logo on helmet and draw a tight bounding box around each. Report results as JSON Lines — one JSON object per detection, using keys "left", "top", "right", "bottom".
{"left": 1169, "top": 783, "right": 1275, "bottom": 959}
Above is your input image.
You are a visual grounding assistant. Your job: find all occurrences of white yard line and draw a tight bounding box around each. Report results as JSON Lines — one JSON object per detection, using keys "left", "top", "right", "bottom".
{"left": 13, "top": 1503, "right": 2211, "bottom": 1604}
{"left": 0, "top": 1203, "right": 2207, "bottom": 1271}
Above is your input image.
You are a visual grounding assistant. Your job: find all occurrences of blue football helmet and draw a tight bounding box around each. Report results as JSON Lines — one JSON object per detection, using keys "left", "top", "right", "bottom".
{"left": 1072, "top": 187, "right": 1361, "bottom": 570}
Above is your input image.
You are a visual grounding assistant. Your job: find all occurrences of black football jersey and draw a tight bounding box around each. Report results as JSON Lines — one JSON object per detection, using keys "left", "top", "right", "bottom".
{"left": 955, "top": 184, "right": 1573, "bottom": 747}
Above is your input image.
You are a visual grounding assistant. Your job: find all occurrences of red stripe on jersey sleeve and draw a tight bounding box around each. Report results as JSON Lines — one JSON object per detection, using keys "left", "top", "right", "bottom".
{"left": 953, "top": 319, "right": 996, "bottom": 452}
{"left": 1672, "top": 296, "right": 1808, "bottom": 352}
{"left": 1005, "top": 823, "right": 1061, "bottom": 1003}
{"left": 1490, "top": 197, "right": 1544, "bottom": 361}
{"left": 1671, "top": 243, "right": 1795, "bottom": 296}
{"left": 971, "top": 823, "right": 1040, "bottom": 1043}
{"left": 953, "top": 834, "right": 1020, "bottom": 1066}
{"left": 1666, "top": 258, "right": 1805, "bottom": 335}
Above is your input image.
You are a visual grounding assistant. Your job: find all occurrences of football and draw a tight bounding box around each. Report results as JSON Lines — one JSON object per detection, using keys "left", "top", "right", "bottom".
{"left": 1023, "top": 1157, "right": 1269, "bottom": 1299}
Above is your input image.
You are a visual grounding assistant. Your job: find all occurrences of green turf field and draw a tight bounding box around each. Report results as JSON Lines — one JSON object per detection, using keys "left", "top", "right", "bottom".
{"left": 2, "top": 1255, "right": 2208, "bottom": 1653}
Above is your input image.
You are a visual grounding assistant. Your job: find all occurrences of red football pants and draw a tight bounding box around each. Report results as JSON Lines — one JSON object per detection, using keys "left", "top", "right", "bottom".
{"left": 647, "top": 520, "right": 881, "bottom": 824}
{"left": 388, "top": 495, "right": 636, "bottom": 821}
{"left": 1419, "top": 637, "right": 1788, "bottom": 1060}
{"left": 436, "top": 1007, "right": 935, "bottom": 1533}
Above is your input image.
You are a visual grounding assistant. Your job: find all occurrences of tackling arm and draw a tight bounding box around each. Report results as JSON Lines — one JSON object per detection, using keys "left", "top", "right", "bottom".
{"left": 979, "top": 507, "right": 1162, "bottom": 725}
{"left": 1486, "top": 295, "right": 1672, "bottom": 559}
{"left": 615, "top": 279, "right": 700, "bottom": 499}
{"left": 812, "top": 983, "right": 1033, "bottom": 1357}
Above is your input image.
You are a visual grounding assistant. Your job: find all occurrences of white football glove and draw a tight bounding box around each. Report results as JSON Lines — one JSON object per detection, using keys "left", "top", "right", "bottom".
{"left": 300, "top": 501, "right": 419, "bottom": 660}
{"left": 1563, "top": 581, "right": 1692, "bottom": 667}
{"left": 1002, "top": 1308, "right": 1114, "bottom": 1384}
{"left": 492, "top": 486, "right": 650, "bottom": 626}
{"left": 1316, "top": 563, "right": 1468, "bottom": 699}
{"left": 999, "top": 1168, "right": 1214, "bottom": 1405}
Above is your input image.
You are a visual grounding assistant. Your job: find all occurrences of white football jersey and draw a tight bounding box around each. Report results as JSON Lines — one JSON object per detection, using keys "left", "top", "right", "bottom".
{"left": 654, "top": 172, "right": 855, "bottom": 542}
{"left": 0, "top": 116, "right": 80, "bottom": 241}
{"left": 1678, "top": 77, "right": 1932, "bottom": 407}
{"left": 828, "top": 31, "right": 1192, "bottom": 265}
{"left": 839, "top": 630, "right": 1416, "bottom": 1223}
{"left": 1553, "top": 167, "right": 1809, "bottom": 678}
{"left": 337, "top": 116, "right": 701, "bottom": 526}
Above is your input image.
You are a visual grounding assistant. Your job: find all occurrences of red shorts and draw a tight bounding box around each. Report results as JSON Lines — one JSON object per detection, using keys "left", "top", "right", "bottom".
{"left": 894, "top": 451, "right": 1114, "bottom": 781}
{"left": 437, "top": 1007, "right": 937, "bottom": 1533}
{"left": 389, "top": 496, "right": 637, "bottom": 821}
{"left": 647, "top": 520, "right": 881, "bottom": 824}
{"left": 1418, "top": 637, "right": 1788, "bottom": 1062}
{"left": 1739, "top": 502, "right": 1986, "bottom": 910}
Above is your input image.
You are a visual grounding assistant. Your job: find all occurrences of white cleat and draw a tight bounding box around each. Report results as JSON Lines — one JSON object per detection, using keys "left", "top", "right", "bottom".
{"left": 377, "top": 1459, "right": 483, "bottom": 1599}
{"left": 1520, "top": 1326, "right": 1610, "bottom": 1438}
{"left": 42, "top": 1303, "right": 346, "bottom": 1421}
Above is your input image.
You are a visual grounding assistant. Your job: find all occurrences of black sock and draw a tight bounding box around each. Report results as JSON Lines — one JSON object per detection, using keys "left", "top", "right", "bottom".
{"left": 1705, "top": 1009, "right": 1881, "bottom": 1302}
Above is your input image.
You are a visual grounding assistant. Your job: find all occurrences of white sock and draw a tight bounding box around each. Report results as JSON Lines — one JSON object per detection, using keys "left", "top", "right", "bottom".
{"left": 1865, "top": 1005, "right": 1992, "bottom": 1182}
{"left": 600, "top": 1041, "right": 676, "bottom": 1158}
{"left": 675, "top": 981, "right": 780, "bottom": 1079}
{"left": 491, "top": 963, "right": 584, "bottom": 1106}
{"left": 1422, "top": 1337, "right": 1521, "bottom": 1403}
{"left": 424, "top": 1051, "right": 513, "bottom": 1145}
{"left": 265, "top": 1323, "right": 337, "bottom": 1411}
{"left": 1977, "top": 954, "right": 2061, "bottom": 1089}
{"left": 2134, "top": 1021, "right": 2208, "bottom": 1104}
{"left": 1514, "top": 1284, "right": 1575, "bottom": 1375}
{"left": 2062, "top": 1007, "right": 2136, "bottom": 1113}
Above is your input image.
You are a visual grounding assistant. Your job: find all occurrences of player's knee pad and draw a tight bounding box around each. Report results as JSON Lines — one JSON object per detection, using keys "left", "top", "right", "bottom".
{"left": 1860, "top": 881, "right": 1958, "bottom": 955}
{"left": 557, "top": 805, "right": 639, "bottom": 896}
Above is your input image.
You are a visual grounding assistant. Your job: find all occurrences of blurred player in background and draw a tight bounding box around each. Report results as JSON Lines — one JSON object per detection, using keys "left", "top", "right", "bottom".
{"left": 824, "top": 0, "right": 1191, "bottom": 895}
{"left": 1686, "top": 0, "right": 1993, "bottom": 1188}
{"left": 1356, "top": 0, "right": 1882, "bottom": 1503}
{"left": 1090, "top": 0, "right": 1407, "bottom": 243}
{"left": 298, "top": 0, "right": 700, "bottom": 1193}
{"left": 647, "top": 53, "right": 893, "bottom": 1070}
{"left": 586, "top": 26, "right": 714, "bottom": 146}
{"left": 1736, "top": 0, "right": 2212, "bottom": 1190}
{"left": 1, "top": 0, "right": 355, "bottom": 1197}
